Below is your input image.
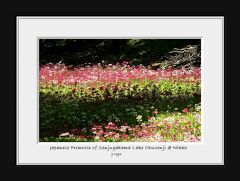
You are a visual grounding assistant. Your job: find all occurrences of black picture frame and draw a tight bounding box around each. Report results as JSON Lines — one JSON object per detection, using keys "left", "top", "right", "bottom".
{"left": 2, "top": 0, "right": 234, "bottom": 176}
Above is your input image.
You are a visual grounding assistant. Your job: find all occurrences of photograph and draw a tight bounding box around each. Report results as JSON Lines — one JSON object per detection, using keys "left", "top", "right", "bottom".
{"left": 39, "top": 39, "right": 201, "bottom": 142}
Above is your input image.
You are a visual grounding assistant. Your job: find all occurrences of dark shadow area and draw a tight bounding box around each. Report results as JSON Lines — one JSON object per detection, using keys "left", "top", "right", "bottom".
{"left": 39, "top": 91, "right": 201, "bottom": 138}
{"left": 39, "top": 39, "right": 201, "bottom": 66}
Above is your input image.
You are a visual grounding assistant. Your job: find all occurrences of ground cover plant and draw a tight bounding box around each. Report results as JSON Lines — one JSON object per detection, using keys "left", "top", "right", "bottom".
{"left": 39, "top": 62, "right": 201, "bottom": 142}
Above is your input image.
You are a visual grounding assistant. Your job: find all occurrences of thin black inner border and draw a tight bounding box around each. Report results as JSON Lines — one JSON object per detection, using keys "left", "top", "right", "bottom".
{"left": 37, "top": 36, "right": 202, "bottom": 143}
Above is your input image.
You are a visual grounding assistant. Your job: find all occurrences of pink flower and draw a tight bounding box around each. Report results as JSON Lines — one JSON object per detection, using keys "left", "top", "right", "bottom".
{"left": 121, "top": 134, "right": 129, "bottom": 140}
{"left": 183, "top": 108, "right": 189, "bottom": 113}
{"left": 40, "top": 63, "right": 200, "bottom": 86}
{"left": 96, "top": 130, "right": 103, "bottom": 136}
{"left": 152, "top": 110, "right": 158, "bottom": 115}
{"left": 108, "top": 122, "right": 115, "bottom": 126}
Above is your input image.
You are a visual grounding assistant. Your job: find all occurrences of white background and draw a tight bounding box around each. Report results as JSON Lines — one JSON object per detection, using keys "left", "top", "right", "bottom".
{"left": 17, "top": 17, "right": 224, "bottom": 165}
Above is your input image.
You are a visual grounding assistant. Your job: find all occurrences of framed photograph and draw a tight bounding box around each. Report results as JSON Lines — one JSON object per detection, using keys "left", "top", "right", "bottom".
{"left": 17, "top": 16, "right": 224, "bottom": 165}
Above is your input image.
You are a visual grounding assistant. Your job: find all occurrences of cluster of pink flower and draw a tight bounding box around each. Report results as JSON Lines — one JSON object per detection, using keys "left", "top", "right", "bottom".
{"left": 73, "top": 117, "right": 198, "bottom": 142}
{"left": 90, "top": 122, "right": 128, "bottom": 141}
{"left": 57, "top": 107, "right": 201, "bottom": 142}
{"left": 40, "top": 63, "right": 201, "bottom": 85}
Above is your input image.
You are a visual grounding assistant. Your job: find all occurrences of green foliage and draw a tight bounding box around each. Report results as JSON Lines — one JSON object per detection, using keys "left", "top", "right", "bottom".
{"left": 39, "top": 79, "right": 200, "bottom": 139}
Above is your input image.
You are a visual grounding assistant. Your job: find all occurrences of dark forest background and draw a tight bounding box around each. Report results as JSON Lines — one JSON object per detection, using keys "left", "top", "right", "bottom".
{"left": 39, "top": 39, "right": 201, "bottom": 67}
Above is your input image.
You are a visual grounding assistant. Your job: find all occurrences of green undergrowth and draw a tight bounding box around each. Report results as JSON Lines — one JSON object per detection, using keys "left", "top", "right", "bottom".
{"left": 39, "top": 79, "right": 200, "bottom": 140}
